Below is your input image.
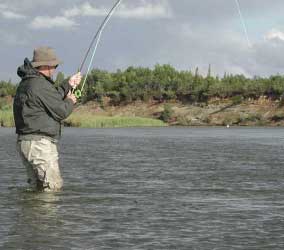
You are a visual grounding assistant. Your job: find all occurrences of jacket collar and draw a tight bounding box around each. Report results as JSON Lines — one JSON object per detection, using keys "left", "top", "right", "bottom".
{"left": 39, "top": 71, "right": 56, "bottom": 85}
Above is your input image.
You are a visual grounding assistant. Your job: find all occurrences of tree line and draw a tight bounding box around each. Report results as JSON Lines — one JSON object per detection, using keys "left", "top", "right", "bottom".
{"left": 0, "top": 80, "right": 17, "bottom": 97}
{"left": 1, "top": 64, "right": 284, "bottom": 105}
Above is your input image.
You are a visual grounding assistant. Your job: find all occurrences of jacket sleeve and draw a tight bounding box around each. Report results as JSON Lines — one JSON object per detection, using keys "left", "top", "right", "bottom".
{"left": 36, "top": 82, "right": 74, "bottom": 122}
{"left": 56, "top": 80, "right": 72, "bottom": 98}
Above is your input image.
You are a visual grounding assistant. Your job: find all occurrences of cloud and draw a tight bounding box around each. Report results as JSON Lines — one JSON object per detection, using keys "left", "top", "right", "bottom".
{"left": 265, "top": 29, "right": 284, "bottom": 42}
{"left": 63, "top": 2, "right": 107, "bottom": 18}
{"left": 3, "top": 0, "right": 284, "bottom": 82}
{"left": 29, "top": 1, "right": 172, "bottom": 30}
{"left": 29, "top": 16, "right": 77, "bottom": 29}
{"left": 0, "top": 3, "right": 8, "bottom": 9}
{"left": 63, "top": 1, "right": 172, "bottom": 19}
{"left": 0, "top": 3, "right": 26, "bottom": 19}
{"left": 1, "top": 10, "right": 26, "bottom": 19}
{"left": 117, "top": 1, "right": 172, "bottom": 19}
{"left": 0, "top": 0, "right": 62, "bottom": 12}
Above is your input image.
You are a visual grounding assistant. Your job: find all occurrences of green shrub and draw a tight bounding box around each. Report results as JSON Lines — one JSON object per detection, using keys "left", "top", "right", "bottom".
{"left": 159, "top": 104, "right": 174, "bottom": 122}
{"left": 231, "top": 95, "right": 243, "bottom": 105}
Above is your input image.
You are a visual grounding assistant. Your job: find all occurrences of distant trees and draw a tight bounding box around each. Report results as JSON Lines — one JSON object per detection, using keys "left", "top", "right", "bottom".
{"left": 1, "top": 65, "right": 284, "bottom": 105}
{"left": 0, "top": 80, "right": 17, "bottom": 97}
{"left": 80, "top": 64, "right": 284, "bottom": 105}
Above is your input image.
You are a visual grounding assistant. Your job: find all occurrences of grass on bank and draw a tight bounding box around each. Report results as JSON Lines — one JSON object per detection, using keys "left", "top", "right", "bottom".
{"left": 0, "top": 110, "right": 166, "bottom": 128}
{"left": 65, "top": 113, "right": 167, "bottom": 128}
{"left": 0, "top": 109, "right": 14, "bottom": 127}
{"left": 0, "top": 107, "right": 166, "bottom": 128}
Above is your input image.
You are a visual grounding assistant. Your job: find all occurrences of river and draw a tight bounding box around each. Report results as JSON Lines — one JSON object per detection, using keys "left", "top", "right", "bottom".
{"left": 0, "top": 127, "right": 283, "bottom": 249}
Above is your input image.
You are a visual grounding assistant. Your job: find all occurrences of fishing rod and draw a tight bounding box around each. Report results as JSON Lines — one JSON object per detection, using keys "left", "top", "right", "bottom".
{"left": 235, "top": 0, "right": 251, "bottom": 48}
{"left": 73, "top": 0, "right": 122, "bottom": 98}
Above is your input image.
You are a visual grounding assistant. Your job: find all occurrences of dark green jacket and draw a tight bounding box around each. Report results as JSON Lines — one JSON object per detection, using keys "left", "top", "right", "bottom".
{"left": 13, "top": 58, "right": 74, "bottom": 139}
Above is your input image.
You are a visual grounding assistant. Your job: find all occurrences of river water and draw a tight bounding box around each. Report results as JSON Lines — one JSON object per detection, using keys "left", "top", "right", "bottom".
{"left": 0, "top": 127, "right": 283, "bottom": 250}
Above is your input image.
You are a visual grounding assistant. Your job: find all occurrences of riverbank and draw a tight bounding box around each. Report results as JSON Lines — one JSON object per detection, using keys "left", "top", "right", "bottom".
{"left": 1, "top": 96, "right": 284, "bottom": 128}
{"left": 71, "top": 96, "right": 284, "bottom": 127}
{"left": 0, "top": 97, "right": 166, "bottom": 128}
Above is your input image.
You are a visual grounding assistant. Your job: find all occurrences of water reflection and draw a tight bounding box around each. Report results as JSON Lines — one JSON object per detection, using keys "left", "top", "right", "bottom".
{"left": 3, "top": 190, "right": 63, "bottom": 249}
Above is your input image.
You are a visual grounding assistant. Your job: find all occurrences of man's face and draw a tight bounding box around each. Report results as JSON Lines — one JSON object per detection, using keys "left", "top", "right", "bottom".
{"left": 48, "top": 66, "right": 56, "bottom": 77}
{"left": 38, "top": 65, "right": 57, "bottom": 78}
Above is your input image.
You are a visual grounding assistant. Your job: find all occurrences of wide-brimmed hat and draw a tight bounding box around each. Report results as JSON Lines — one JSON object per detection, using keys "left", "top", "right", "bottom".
{"left": 31, "top": 46, "right": 62, "bottom": 68}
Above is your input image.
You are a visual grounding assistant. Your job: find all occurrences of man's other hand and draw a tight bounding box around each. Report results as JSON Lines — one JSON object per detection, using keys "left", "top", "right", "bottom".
{"left": 66, "top": 91, "right": 77, "bottom": 104}
{"left": 69, "top": 72, "right": 82, "bottom": 88}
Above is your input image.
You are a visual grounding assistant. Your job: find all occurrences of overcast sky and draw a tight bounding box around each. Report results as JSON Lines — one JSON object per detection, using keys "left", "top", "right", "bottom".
{"left": 1, "top": 0, "right": 284, "bottom": 82}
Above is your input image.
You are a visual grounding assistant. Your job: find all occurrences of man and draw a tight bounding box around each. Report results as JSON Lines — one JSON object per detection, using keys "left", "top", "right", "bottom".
{"left": 13, "top": 46, "right": 82, "bottom": 192}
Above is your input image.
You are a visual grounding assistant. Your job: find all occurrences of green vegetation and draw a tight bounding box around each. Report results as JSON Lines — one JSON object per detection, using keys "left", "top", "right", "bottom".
{"left": 65, "top": 113, "right": 166, "bottom": 128}
{"left": 1, "top": 65, "right": 284, "bottom": 128}
{"left": 0, "top": 109, "right": 14, "bottom": 127}
{"left": 0, "top": 80, "right": 17, "bottom": 97}
{"left": 159, "top": 104, "right": 174, "bottom": 122}
{"left": 2, "top": 66, "right": 284, "bottom": 105}
{"left": 75, "top": 65, "right": 284, "bottom": 105}
{"left": 0, "top": 94, "right": 14, "bottom": 127}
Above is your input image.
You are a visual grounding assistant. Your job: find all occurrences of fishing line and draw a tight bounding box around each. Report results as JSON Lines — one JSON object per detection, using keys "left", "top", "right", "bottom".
{"left": 73, "top": 0, "right": 122, "bottom": 98}
{"left": 235, "top": 0, "right": 251, "bottom": 48}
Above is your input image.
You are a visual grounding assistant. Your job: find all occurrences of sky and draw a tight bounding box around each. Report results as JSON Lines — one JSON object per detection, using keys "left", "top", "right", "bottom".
{"left": 1, "top": 0, "right": 284, "bottom": 82}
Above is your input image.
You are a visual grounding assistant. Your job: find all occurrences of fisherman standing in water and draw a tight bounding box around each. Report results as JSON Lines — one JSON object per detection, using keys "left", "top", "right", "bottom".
{"left": 13, "top": 47, "right": 82, "bottom": 192}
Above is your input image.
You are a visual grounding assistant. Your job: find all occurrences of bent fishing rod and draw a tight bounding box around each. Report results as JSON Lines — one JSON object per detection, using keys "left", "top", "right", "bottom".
{"left": 73, "top": 0, "right": 122, "bottom": 98}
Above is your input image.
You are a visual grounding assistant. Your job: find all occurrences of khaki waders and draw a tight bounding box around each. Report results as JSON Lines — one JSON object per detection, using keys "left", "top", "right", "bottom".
{"left": 17, "top": 135, "right": 63, "bottom": 192}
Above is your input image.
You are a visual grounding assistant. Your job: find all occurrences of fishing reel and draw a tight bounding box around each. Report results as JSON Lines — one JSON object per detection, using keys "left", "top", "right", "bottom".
{"left": 74, "top": 89, "right": 82, "bottom": 98}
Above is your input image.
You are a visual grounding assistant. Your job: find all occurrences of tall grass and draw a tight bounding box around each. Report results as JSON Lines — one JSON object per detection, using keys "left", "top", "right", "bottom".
{"left": 0, "top": 109, "right": 166, "bottom": 128}
{"left": 0, "top": 109, "right": 14, "bottom": 127}
{"left": 65, "top": 113, "right": 166, "bottom": 128}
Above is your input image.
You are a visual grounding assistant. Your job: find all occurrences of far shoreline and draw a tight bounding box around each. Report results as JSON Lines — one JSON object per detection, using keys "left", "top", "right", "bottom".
{"left": 2, "top": 97, "right": 284, "bottom": 128}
